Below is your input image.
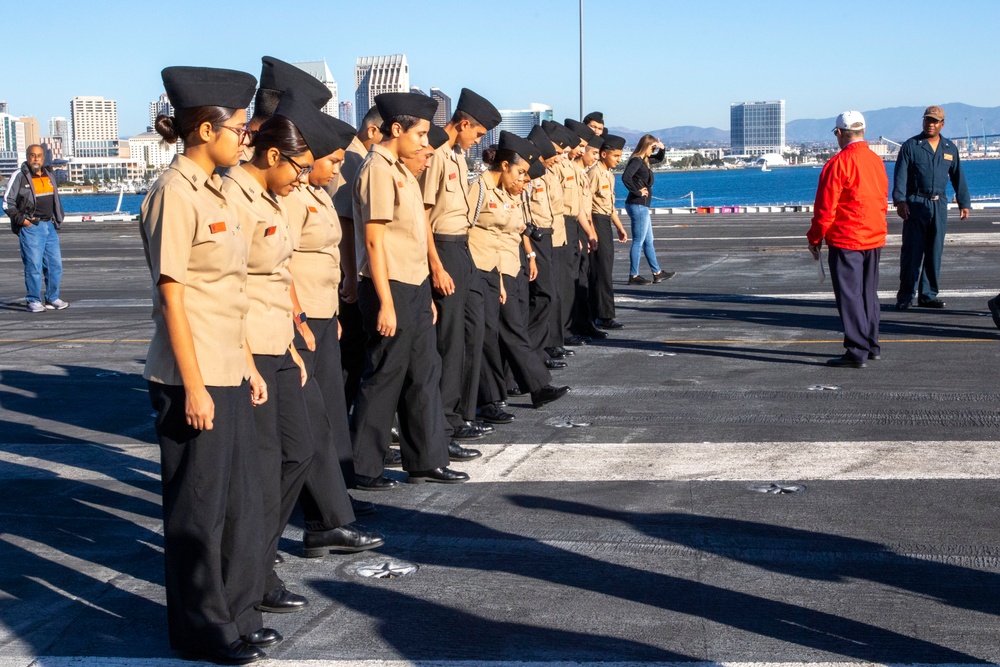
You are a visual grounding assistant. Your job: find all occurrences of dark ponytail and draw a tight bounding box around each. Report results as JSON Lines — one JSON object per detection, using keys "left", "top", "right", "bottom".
{"left": 482, "top": 145, "right": 522, "bottom": 172}
{"left": 251, "top": 115, "right": 309, "bottom": 156}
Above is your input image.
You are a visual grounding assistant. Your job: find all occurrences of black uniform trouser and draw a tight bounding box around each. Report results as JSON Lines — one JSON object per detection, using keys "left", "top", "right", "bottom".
{"left": 573, "top": 217, "right": 594, "bottom": 332}
{"left": 338, "top": 298, "right": 366, "bottom": 413}
{"left": 432, "top": 237, "right": 477, "bottom": 431}
{"left": 503, "top": 254, "right": 536, "bottom": 391}
{"left": 480, "top": 269, "right": 551, "bottom": 404}
{"left": 149, "top": 381, "right": 264, "bottom": 654}
{"left": 293, "top": 319, "right": 356, "bottom": 531}
{"left": 528, "top": 232, "right": 557, "bottom": 353}
{"left": 561, "top": 215, "right": 582, "bottom": 337}
{"left": 351, "top": 278, "right": 450, "bottom": 478}
{"left": 550, "top": 242, "right": 571, "bottom": 345}
{"left": 829, "top": 245, "right": 881, "bottom": 364}
{"left": 589, "top": 213, "right": 616, "bottom": 320}
{"left": 462, "top": 270, "right": 486, "bottom": 421}
{"left": 897, "top": 197, "right": 948, "bottom": 303}
{"left": 253, "top": 352, "right": 314, "bottom": 593}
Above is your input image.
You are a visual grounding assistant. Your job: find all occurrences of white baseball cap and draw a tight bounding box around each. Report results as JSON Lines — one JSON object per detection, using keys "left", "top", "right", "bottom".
{"left": 833, "top": 110, "right": 866, "bottom": 132}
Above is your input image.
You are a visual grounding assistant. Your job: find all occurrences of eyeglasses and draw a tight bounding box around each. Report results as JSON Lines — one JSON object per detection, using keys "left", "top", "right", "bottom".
{"left": 219, "top": 124, "right": 252, "bottom": 143}
{"left": 281, "top": 153, "right": 313, "bottom": 179}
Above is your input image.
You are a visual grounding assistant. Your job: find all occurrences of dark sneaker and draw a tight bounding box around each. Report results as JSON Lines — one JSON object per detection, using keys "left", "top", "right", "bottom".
{"left": 628, "top": 275, "right": 650, "bottom": 285}
{"left": 651, "top": 271, "right": 675, "bottom": 284}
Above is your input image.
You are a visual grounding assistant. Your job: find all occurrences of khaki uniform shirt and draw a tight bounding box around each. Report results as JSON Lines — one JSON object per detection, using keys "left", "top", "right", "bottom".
{"left": 419, "top": 142, "right": 471, "bottom": 235}
{"left": 222, "top": 166, "right": 295, "bottom": 355}
{"left": 528, "top": 177, "right": 554, "bottom": 230}
{"left": 557, "top": 161, "right": 580, "bottom": 217}
{"left": 353, "top": 143, "right": 429, "bottom": 286}
{"left": 468, "top": 174, "right": 520, "bottom": 272}
{"left": 286, "top": 185, "right": 341, "bottom": 319}
{"left": 576, "top": 163, "right": 593, "bottom": 221}
{"left": 140, "top": 154, "right": 250, "bottom": 387}
{"left": 499, "top": 198, "right": 527, "bottom": 277}
{"left": 589, "top": 163, "right": 615, "bottom": 216}
{"left": 544, "top": 168, "right": 567, "bottom": 247}
{"left": 330, "top": 136, "right": 367, "bottom": 221}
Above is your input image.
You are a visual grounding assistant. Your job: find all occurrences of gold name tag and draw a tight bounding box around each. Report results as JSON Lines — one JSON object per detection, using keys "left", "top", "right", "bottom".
{"left": 943, "top": 153, "right": 954, "bottom": 161}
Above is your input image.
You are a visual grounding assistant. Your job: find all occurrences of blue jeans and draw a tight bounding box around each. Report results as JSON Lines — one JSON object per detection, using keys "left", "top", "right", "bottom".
{"left": 625, "top": 204, "right": 661, "bottom": 275}
{"left": 18, "top": 220, "right": 63, "bottom": 303}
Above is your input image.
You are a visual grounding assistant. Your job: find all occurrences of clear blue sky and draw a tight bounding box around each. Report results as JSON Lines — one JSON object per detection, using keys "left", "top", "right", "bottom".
{"left": 6, "top": 0, "right": 999, "bottom": 137}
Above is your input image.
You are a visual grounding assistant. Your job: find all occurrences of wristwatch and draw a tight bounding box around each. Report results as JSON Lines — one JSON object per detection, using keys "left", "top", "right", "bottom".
{"left": 296, "top": 312, "right": 307, "bottom": 324}
{"left": 527, "top": 252, "right": 537, "bottom": 259}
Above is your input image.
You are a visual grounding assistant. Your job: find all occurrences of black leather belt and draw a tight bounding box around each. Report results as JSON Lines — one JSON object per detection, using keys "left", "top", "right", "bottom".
{"left": 534, "top": 227, "right": 553, "bottom": 235}
{"left": 914, "top": 192, "right": 942, "bottom": 201}
{"left": 433, "top": 233, "right": 466, "bottom": 243}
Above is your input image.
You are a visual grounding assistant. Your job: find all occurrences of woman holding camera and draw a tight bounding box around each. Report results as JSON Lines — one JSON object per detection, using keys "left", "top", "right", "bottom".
{"left": 470, "top": 132, "right": 569, "bottom": 413}
{"left": 622, "top": 134, "right": 674, "bottom": 285}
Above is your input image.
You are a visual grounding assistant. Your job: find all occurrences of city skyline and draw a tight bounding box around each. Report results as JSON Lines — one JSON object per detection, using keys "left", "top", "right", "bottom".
{"left": 2, "top": 0, "right": 996, "bottom": 139}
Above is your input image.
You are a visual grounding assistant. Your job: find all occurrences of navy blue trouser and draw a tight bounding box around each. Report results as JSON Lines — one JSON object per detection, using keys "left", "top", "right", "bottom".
{"left": 829, "top": 245, "right": 881, "bottom": 363}
{"left": 897, "top": 197, "right": 947, "bottom": 303}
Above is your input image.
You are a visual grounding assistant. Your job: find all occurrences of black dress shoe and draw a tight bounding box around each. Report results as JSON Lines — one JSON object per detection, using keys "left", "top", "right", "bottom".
{"left": 544, "top": 346, "right": 567, "bottom": 359}
{"left": 531, "top": 385, "right": 570, "bottom": 408}
{"left": 273, "top": 553, "right": 284, "bottom": 565}
{"left": 452, "top": 422, "right": 486, "bottom": 440}
{"left": 354, "top": 474, "right": 399, "bottom": 491}
{"left": 185, "top": 639, "right": 266, "bottom": 665}
{"left": 595, "top": 318, "right": 624, "bottom": 329}
{"left": 390, "top": 426, "right": 400, "bottom": 444}
{"left": 868, "top": 353, "right": 881, "bottom": 360}
{"left": 350, "top": 496, "right": 377, "bottom": 515}
{"left": 894, "top": 300, "right": 911, "bottom": 310}
{"left": 303, "top": 523, "right": 385, "bottom": 558}
{"left": 581, "top": 327, "right": 609, "bottom": 339}
{"left": 448, "top": 440, "right": 482, "bottom": 461}
{"left": 989, "top": 297, "right": 1000, "bottom": 329}
{"left": 826, "top": 355, "right": 867, "bottom": 368}
{"left": 652, "top": 270, "right": 676, "bottom": 284}
{"left": 558, "top": 346, "right": 574, "bottom": 356}
{"left": 473, "top": 420, "right": 494, "bottom": 433}
{"left": 545, "top": 358, "right": 567, "bottom": 369}
{"left": 495, "top": 400, "right": 508, "bottom": 408}
{"left": 507, "top": 386, "right": 528, "bottom": 395}
{"left": 241, "top": 628, "right": 282, "bottom": 648}
{"left": 917, "top": 298, "right": 946, "bottom": 308}
{"left": 564, "top": 334, "right": 587, "bottom": 346}
{"left": 383, "top": 447, "right": 402, "bottom": 468}
{"left": 407, "top": 467, "right": 470, "bottom": 484}
{"left": 478, "top": 402, "right": 515, "bottom": 424}
{"left": 256, "top": 586, "right": 309, "bottom": 613}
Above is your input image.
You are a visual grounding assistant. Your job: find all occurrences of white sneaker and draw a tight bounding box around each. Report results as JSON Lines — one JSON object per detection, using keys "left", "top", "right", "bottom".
{"left": 45, "top": 299, "right": 69, "bottom": 310}
{"left": 27, "top": 301, "right": 46, "bottom": 313}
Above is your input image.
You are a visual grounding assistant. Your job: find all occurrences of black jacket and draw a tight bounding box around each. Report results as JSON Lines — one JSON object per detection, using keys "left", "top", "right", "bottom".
{"left": 620, "top": 148, "right": 664, "bottom": 207}
{"left": 3, "top": 162, "right": 64, "bottom": 234}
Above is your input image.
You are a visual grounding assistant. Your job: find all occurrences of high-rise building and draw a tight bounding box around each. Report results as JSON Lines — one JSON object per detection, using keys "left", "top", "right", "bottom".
{"left": 0, "top": 113, "right": 26, "bottom": 175}
{"left": 49, "top": 116, "right": 70, "bottom": 141}
{"left": 354, "top": 54, "right": 409, "bottom": 127}
{"left": 477, "top": 104, "right": 554, "bottom": 159}
{"left": 129, "top": 131, "right": 178, "bottom": 171}
{"left": 339, "top": 101, "right": 354, "bottom": 125}
{"left": 430, "top": 88, "right": 451, "bottom": 127}
{"left": 149, "top": 93, "right": 174, "bottom": 130}
{"left": 410, "top": 86, "right": 425, "bottom": 96}
{"left": 0, "top": 101, "right": 8, "bottom": 115}
{"left": 730, "top": 100, "right": 785, "bottom": 156}
{"left": 70, "top": 96, "right": 119, "bottom": 158}
{"left": 20, "top": 117, "right": 40, "bottom": 147}
{"left": 292, "top": 60, "right": 339, "bottom": 117}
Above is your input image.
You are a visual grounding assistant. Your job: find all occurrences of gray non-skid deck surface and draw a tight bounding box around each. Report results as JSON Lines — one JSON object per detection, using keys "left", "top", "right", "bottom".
{"left": 1, "top": 211, "right": 1000, "bottom": 664}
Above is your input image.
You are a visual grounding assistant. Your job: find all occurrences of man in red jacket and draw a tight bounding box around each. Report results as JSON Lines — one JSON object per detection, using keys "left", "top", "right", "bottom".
{"left": 807, "top": 111, "right": 888, "bottom": 368}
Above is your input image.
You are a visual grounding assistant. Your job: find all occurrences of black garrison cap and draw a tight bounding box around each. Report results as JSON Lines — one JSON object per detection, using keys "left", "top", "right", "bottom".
{"left": 375, "top": 92, "right": 438, "bottom": 122}
{"left": 455, "top": 88, "right": 502, "bottom": 130}
{"left": 498, "top": 131, "right": 539, "bottom": 164}
{"left": 259, "top": 56, "right": 332, "bottom": 108}
{"left": 321, "top": 114, "right": 357, "bottom": 154}
{"left": 527, "top": 159, "right": 546, "bottom": 180}
{"left": 601, "top": 134, "right": 626, "bottom": 151}
{"left": 541, "top": 121, "right": 574, "bottom": 149}
{"left": 583, "top": 111, "right": 604, "bottom": 125}
{"left": 588, "top": 135, "right": 605, "bottom": 151}
{"left": 428, "top": 124, "right": 450, "bottom": 150}
{"left": 528, "top": 125, "right": 558, "bottom": 159}
{"left": 161, "top": 66, "right": 257, "bottom": 110}
{"left": 564, "top": 118, "right": 597, "bottom": 144}
{"left": 275, "top": 91, "right": 337, "bottom": 158}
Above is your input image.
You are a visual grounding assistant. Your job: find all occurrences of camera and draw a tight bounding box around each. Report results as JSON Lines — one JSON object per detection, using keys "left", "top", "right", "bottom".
{"left": 523, "top": 222, "right": 544, "bottom": 242}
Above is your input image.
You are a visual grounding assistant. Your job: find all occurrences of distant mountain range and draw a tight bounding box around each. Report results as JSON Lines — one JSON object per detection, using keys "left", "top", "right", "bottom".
{"left": 609, "top": 103, "right": 1000, "bottom": 147}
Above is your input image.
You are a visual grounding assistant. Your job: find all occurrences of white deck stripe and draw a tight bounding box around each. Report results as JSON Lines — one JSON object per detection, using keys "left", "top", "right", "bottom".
{"left": 461, "top": 441, "right": 1000, "bottom": 483}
